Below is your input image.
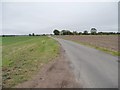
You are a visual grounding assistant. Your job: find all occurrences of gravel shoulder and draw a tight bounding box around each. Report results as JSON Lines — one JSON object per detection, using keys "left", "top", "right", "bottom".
{"left": 15, "top": 46, "right": 79, "bottom": 88}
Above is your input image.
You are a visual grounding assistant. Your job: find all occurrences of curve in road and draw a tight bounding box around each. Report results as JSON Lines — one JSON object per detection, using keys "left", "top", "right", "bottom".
{"left": 54, "top": 37, "right": 118, "bottom": 88}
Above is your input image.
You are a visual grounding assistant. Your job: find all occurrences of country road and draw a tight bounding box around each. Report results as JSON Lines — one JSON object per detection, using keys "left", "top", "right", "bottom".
{"left": 54, "top": 37, "right": 118, "bottom": 88}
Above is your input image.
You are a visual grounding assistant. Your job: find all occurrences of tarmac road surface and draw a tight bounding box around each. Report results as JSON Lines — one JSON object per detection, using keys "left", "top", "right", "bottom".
{"left": 54, "top": 37, "right": 118, "bottom": 88}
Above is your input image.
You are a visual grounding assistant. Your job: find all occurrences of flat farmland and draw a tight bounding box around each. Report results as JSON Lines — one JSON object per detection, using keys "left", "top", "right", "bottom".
{"left": 56, "top": 35, "right": 119, "bottom": 56}
{"left": 2, "top": 36, "right": 60, "bottom": 87}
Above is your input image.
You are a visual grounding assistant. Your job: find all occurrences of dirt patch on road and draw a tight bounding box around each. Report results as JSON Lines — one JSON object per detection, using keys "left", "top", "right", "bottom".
{"left": 15, "top": 46, "right": 79, "bottom": 88}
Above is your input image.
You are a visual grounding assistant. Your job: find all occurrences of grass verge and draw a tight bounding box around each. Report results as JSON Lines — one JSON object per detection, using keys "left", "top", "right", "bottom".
{"left": 2, "top": 36, "right": 60, "bottom": 88}
{"left": 76, "top": 41, "right": 120, "bottom": 56}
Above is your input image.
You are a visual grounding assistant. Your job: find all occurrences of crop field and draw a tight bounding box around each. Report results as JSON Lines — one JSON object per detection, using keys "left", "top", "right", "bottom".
{"left": 56, "top": 35, "right": 119, "bottom": 56}
{"left": 2, "top": 36, "right": 60, "bottom": 87}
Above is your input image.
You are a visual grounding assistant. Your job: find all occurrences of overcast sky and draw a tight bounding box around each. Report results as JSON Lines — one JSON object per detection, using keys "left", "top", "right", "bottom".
{"left": 1, "top": 1, "right": 118, "bottom": 35}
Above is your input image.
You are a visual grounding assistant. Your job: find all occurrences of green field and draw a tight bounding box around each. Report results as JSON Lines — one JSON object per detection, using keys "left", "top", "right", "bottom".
{"left": 2, "top": 36, "right": 60, "bottom": 88}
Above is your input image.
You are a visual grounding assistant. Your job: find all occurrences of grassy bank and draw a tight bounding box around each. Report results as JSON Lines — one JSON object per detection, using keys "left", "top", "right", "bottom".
{"left": 2, "top": 36, "right": 60, "bottom": 87}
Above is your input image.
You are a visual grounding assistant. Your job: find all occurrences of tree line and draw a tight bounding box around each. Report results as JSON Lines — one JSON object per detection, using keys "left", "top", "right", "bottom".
{"left": 1, "top": 28, "right": 119, "bottom": 37}
{"left": 53, "top": 28, "right": 120, "bottom": 35}
{"left": 1, "top": 33, "right": 48, "bottom": 37}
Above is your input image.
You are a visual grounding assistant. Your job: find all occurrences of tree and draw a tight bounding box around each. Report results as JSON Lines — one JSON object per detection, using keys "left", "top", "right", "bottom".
{"left": 61, "top": 30, "right": 66, "bottom": 35}
{"left": 98, "top": 32, "right": 103, "bottom": 35}
{"left": 53, "top": 29, "right": 60, "bottom": 35}
{"left": 61, "top": 30, "right": 73, "bottom": 35}
{"left": 73, "top": 31, "right": 78, "bottom": 35}
{"left": 67, "top": 30, "right": 72, "bottom": 35}
{"left": 83, "top": 30, "right": 88, "bottom": 35}
{"left": 78, "top": 32, "right": 82, "bottom": 35}
{"left": 29, "top": 34, "right": 31, "bottom": 36}
{"left": 2, "top": 35, "right": 5, "bottom": 37}
{"left": 32, "top": 33, "right": 35, "bottom": 36}
{"left": 91, "top": 28, "right": 97, "bottom": 35}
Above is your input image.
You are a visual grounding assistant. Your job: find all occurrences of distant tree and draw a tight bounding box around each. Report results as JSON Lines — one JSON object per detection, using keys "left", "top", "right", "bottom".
{"left": 36, "top": 34, "right": 41, "bottom": 36}
{"left": 53, "top": 29, "right": 60, "bottom": 35}
{"left": 32, "top": 33, "right": 35, "bottom": 36}
{"left": 61, "top": 30, "right": 73, "bottom": 35}
{"left": 109, "top": 32, "right": 116, "bottom": 35}
{"left": 50, "top": 34, "right": 53, "bottom": 36}
{"left": 78, "top": 32, "right": 82, "bottom": 35}
{"left": 67, "top": 30, "right": 72, "bottom": 35}
{"left": 61, "top": 30, "right": 66, "bottom": 35}
{"left": 98, "top": 32, "right": 103, "bottom": 35}
{"left": 117, "top": 32, "right": 120, "bottom": 35}
{"left": 42, "top": 34, "right": 46, "bottom": 36}
{"left": 69, "top": 31, "right": 74, "bottom": 35}
{"left": 2, "top": 35, "right": 5, "bottom": 37}
{"left": 29, "top": 34, "right": 32, "bottom": 36}
{"left": 73, "top": 31, "right": 78, "bottom": 35}
{"left": 83, "top": 30, "right": 88, "bottom": 35}
{"left": 91, "top": 28, "right": 97, "bottom": 35}
{"left": 66, "top": 30, "right": 73, "bottom": 35}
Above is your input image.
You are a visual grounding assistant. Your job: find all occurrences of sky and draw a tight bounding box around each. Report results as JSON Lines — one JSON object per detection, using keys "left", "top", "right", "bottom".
{"left": 1, "top": 0, "right": 119, "bottom": 35}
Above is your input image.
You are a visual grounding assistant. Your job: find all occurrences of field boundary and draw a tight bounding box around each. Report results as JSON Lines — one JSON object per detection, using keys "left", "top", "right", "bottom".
{"left": 57, "top": 37, "right": 120, "bottom": 56}
{"left": 76, "top": 41, "right": 120, "bottom": 56}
